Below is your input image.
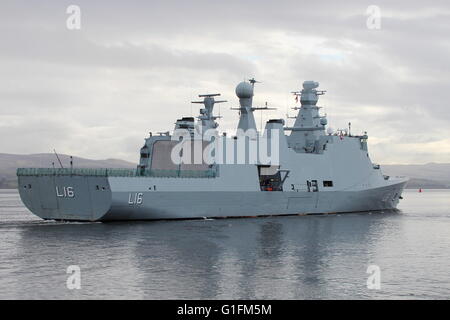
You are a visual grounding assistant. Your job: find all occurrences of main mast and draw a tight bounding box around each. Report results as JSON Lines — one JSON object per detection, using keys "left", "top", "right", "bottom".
{"left": 233, "top": 78, "right": 274, "bottom": 133}
{"left": 286, "top": 81, "right": 328, "bottom": 153}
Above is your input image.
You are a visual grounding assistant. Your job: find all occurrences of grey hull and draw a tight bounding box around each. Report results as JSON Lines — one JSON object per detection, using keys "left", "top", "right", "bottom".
{"left": 18, "top": 175, "right": 111, "bottom": 221}
{"left": 18, "top": 175, "right": 407, "bottom": 222}
{"left": 16, "top": 79, "right": 410, "bottom": 222}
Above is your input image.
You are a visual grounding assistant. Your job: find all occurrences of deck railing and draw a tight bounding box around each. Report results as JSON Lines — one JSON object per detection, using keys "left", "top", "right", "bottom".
{"left": 17, "top": 168, "right": 217, "bottom": 178}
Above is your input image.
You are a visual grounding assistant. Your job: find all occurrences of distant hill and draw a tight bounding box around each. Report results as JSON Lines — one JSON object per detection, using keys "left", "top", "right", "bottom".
{"left": 381, "top": 163, "right": 450, "bottom": 182}
{"left": 0, "top": 153, "right": 449, "bottom": 189}
{"left": 382, "top": 163, "right": 450, "bottom": 189}
{"left": 403, "top": 178, "right": 449, "bottom": 189}
{"left": 0, "top": 153, "right": 136, "bottom": 189}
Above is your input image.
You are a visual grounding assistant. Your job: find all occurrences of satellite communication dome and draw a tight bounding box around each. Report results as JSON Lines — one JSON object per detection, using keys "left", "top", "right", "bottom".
{"left": 326, "top": 127, "right": 334, "bottom": 135}
{"left": 235, "top": 82, "right": 254, "bottom": 99}
{"left": 320, "top": 118, "right": 328, "bottom": 126}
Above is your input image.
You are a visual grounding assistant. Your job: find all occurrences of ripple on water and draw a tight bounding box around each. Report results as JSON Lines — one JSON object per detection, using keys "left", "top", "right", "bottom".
{"left": 0, "top": 189, "right": 449, "bottom": 299}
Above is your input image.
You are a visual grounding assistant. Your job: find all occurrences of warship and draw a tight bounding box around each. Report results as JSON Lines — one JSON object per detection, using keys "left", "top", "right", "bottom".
{"left": 17, "top": 80, "right": 408, "bottom": 221}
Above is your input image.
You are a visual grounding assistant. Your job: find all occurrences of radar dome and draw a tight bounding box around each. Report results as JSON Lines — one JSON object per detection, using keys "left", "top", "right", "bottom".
{"left": 303, "top": 81, "right": 319, "bottom": 90}
{"left": 326, "top": 127, "right": 334, "bottom": 135}
{"left": 320, "top": 118, "right": 328, "bottom": 126}
{"left": 235, "top": 82, "right": 254, "bottom": 99}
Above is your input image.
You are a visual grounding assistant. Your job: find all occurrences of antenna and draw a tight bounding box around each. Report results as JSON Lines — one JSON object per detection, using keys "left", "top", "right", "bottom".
{"left": 252, "top": 104, "right": 276, "bottom": 111}
{"left": 53, "top": 149, "right": 64, "bottom": 168}
{"left": 248, "top": 78, "right": 261, "bottom": 87}
{"left": 260, "top": 103, "right": 264, "bottom": 132}
{"left": 198, "top": 93, "right": 221, "bottom": 98}
{"left": 191, "top": 93, "right": 227, "bottom": 105}
{"left": 285, "top": 92, "right": 288, "bottom": 121}
{"left": 191, "top": 93, "right": 227, "bottom": 128}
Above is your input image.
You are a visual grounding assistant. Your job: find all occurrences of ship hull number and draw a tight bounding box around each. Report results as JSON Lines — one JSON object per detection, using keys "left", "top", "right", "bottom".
{"left": 56, "top": 186, "right": 74, "bottom": 198}
{"left": 128, "top": 193, "right": 143, "bottom": 205}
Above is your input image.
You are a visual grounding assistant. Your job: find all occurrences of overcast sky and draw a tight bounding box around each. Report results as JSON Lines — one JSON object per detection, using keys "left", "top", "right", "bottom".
{"left": 1, "top": 0, "right": 449, "bottom": 164}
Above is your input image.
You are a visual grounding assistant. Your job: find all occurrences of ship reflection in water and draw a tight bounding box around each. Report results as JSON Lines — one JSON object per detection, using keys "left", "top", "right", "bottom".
{"left": 0, "top": 189, "right": 449, "bottom": 299}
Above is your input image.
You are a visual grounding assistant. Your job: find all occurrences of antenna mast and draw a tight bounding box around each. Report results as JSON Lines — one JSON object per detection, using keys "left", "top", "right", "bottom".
{"left": 53, "top": 149, "right": 64, "bottom": 168}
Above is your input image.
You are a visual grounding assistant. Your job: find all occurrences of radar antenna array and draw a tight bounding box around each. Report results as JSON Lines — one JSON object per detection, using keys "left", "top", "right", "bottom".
{"left": 191, "top": 93, "right": 226, "bottom": 121}
{"left": 248, "top": 78, "right": 261, "bottom": 86}
{"left": 191, "top": 93, "right": 227, "bottom": 105}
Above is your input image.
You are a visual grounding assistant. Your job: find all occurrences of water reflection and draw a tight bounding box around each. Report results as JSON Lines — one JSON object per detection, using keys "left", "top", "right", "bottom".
{"left": 130, "top": 212, "right": 394, "bottom": 299}
{"left": 7, "top": 209, "right": 422, "bottom": 299}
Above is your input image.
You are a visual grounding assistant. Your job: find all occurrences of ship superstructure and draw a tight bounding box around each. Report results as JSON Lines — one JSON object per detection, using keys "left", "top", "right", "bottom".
{"left": 17, "top": 80, "right": 408, "bottom": 221}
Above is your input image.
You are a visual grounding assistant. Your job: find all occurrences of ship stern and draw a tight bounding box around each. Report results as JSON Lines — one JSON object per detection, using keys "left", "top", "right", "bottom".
{"left": 17, "top": 168, "right": 112, "bottom": 221}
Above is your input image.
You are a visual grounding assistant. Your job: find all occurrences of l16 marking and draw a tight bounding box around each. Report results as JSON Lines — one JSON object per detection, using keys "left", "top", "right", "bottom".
{"left": 128, "top": 192, "right": 143, "bottom": 205}
{"left": 56, "top": 186, "right": 75, "bottom": 198}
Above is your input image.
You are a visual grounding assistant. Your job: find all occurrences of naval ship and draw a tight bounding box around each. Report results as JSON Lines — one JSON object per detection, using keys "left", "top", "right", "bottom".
{"left": 17, "top": 80, "right": 408, "bottom": 221}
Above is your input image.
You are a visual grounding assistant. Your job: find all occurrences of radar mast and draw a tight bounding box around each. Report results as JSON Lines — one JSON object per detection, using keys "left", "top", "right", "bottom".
{"left": 191, "top": 93, "right": 226, "bottom": 131}
{"left": 232, "top": 79, "right": 276, "bottom": 133}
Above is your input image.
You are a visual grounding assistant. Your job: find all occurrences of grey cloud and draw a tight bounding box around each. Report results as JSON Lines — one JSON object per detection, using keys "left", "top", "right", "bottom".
{"left": 0, "top": 28, "right": 254, "bottom": 75}
{"left": 0, "top": 0, "right": 449, "bottom": 163}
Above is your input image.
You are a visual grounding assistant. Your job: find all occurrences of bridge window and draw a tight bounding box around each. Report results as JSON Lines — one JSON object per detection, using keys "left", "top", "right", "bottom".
{"left": 323, "top": 181, "right": 333, "bottom": 187}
